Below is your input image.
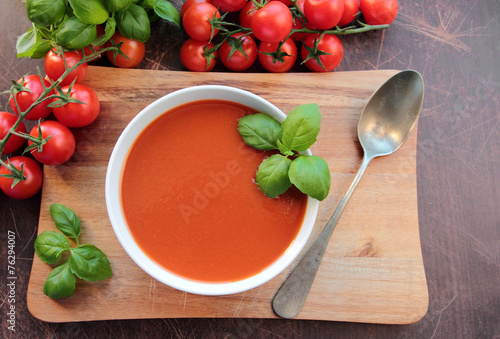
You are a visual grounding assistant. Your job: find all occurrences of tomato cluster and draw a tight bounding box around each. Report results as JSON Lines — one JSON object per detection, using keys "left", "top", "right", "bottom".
{"left": 179, "top": 0, "right": 398, "bottom": 72}
{"left": 0, "top": 49, "right": 102, "bottom": 200}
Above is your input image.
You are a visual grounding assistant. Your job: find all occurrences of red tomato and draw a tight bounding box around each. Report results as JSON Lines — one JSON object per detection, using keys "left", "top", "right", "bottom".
{"left": 301, "top": 34, "right": 343, "bottom": 72}
{"left": 83, "top": 25, "right": 106, "bottom": 60}
{"left": 219, "top": 33, "right": 257, "bottom": 71}
{"left": 180, "top": 39, "right": 218, "bottom": 72}
{"left": 360, "top": 0, "right": 398, "bottom": 25}
{"left": 9, "top": 75, "right": 54, "bottom": 121}
{"left": 44, "top": 50, "right": 88, "bottom": 86}
{"left": 183, "top": 3, "right": 220, "bottom": 41}
{"left": 291, "top": 0, "right": 315, "bottom": 41}
{"left": 181, "top": 0, "right": 210, "bottom": 18}
{"left": 106, "top": 32, "right": 145, "bottom": 68}
{"left": 338, "top": 0, "right": 360, "bottom": 26}
{"left": 259, "top": 37, "right": 297, "bottom": 73}
{"left": 239, "top": 1, "right": 257, "bottom": 36}
{"left": 0, "top": 112, "right": 26, "bottom": 154}
{"left": 53, "top": 84, "right": 100, "bottom": 128}
{"left": 28, "top": 121, "right": 75, "bottom": 165}
{"left": 211, "top": 0, "right": 246, "bottom": 13}
{"left": 304, "top": 0, "right": 344, "bottom": 30}
{"left": 0, "top": 156, "right": 42, "bottom": 199}
{"left": 275, "top": 0, "right": 292, "bottom": 5}
{"left": 251, "top": 1, "right": 293, "bottom": 43}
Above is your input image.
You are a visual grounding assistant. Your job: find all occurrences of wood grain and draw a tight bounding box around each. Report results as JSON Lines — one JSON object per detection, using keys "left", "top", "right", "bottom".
{"left": 26, "top": 67, "right": 427, "bottom": 324}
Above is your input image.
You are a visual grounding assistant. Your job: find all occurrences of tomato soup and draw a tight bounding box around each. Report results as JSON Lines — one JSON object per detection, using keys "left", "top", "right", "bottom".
{"left": 120, "top": 100, "right": 308, "bottom": 283}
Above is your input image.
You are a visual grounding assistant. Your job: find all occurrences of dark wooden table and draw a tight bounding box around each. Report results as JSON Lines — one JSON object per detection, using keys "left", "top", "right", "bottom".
{"left": 1, "top": 1, "right": 499, "bottom": 338}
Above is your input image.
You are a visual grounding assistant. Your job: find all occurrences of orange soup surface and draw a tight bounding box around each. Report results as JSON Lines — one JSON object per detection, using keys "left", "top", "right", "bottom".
{"left": 121, "top": 100, "right": 308, "bottom": 283}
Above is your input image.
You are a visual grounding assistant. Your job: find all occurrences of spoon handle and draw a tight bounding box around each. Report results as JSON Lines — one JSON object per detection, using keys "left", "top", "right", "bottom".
{"left": 272, "top": 154, "right": 373, "bottom": 319}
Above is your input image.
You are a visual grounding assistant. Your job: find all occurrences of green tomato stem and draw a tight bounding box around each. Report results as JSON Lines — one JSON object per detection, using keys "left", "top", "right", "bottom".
{"left": 290, "top": 0, "right": 307, "bottom": 22}
{"left": 250, "top": 0, "right": 264, "bottom": 10}
{"left": 0, "top": 158, "right": 9, "bottom": 169}
{"left": 292, "top": 22, "right": 390, "bottom": 36}
{"left": 9, "top": 130, "right": 41, "bottom": 143}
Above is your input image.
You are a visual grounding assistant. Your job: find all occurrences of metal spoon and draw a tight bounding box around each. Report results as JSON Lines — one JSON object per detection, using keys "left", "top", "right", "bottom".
{"left": 272, "top": 70, "right": 425, "bottom": 319}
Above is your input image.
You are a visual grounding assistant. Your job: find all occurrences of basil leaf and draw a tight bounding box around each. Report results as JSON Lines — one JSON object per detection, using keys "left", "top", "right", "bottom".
{"left": 26, "top": 0, "right": 66, "bottom": 26}
{"left": 153, "top": 0, "right": 181, "bottom": 28}
{"left": 68, "top": 0, "right": 108, "bottom": 25}
{"left": 256, "top": 154, "right": 293, "bottom": 198}
{"left": 146, "top": 8, "right": 161, "bottom": 24}
{"left": 55, "top": 17, "right": 97, "bottom": 50}
{"left": 280, "top": 103, "right": 321, "bottom": 152}
{"left": 16, "top": 27, "right": 42, "bottom": 58}
{"left": 92, "top": 17, "right": 116, "bottom": 47}
{"left": 116, "top": 4, "right": 151, "bottom": 42}
{"left": 238, "top": 113, "right": 281, "bottom": 150}
{"left": 49, "top": 204, "right": 81, "bottom": 243}
{"left": 102, "top": 0, "right": 132, "bottom": 12}
{"left": 34, "top": 231, "right": 71, "bottom": 264}
{"left": 30, "top": 39, "right": 52, "bottom": 59}
{"left": 43, "top": 262, "right": 76, "bottom": 299}
{"left": 69, "top": 244, "right": 112, "bottom": 281}
{"left": 277, "top": 139, "right": 294, "bottom": 156}
{"left": 289, "top": 155, "right": 331, "bottom": 201}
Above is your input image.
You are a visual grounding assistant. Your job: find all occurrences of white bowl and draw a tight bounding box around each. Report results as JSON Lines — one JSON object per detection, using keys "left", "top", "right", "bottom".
{"left": 105, "top": 85, "right": 319, "bottom": 295}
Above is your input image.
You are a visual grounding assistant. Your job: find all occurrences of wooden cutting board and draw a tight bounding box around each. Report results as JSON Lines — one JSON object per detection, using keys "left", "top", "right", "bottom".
{"left": 27, "top": 67, "right": 428, "bottom": 324}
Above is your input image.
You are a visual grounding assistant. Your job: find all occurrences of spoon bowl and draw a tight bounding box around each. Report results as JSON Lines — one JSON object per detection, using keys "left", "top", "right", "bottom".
{"left": 272, "top": 70, "right": 424, "bottom": 319}
{"left": 359, "top": 70, "right": 424, "bottom": 157}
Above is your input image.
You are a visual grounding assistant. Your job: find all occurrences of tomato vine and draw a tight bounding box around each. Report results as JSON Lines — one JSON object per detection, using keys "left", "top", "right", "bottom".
{"left": 0, "top": 44, "right": 121, "bottom": 199}
{"left": 180, "top": 0, "right": 396, "bottom": 72}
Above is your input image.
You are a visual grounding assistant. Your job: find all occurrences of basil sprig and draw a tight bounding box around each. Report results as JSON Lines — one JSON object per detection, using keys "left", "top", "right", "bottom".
{"left": 17, "top": 0, "right": 180, "bottom": 58}
{"left": 34, "top": 204, "right": 112, "bottom": 299}
{"left": 238, "top": 104, "right": 331, "bottom": 201}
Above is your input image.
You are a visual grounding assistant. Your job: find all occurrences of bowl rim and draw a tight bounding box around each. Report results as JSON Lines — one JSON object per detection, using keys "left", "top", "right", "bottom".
{"left": 105, "top": 85, "right": 319, "bottom": 295}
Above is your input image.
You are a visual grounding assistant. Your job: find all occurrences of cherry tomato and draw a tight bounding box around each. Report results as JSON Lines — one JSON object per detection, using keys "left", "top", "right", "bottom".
{"left": 106, "top": 32, "right": 145, "bottom": 68}
{"left": 251, "top": 1, "right": 293, "bottom": 43}
{"left": 53, "top": 84, "right": 100, "bottom": 128}
{"left": 183, "top": 3, "right": 220, "bottom": 41}
{"left": 9, "top": 75, "right": 54, "bottom": 121}
{"left": 276, "top": 0, "right": 292, "bottom": 5}
{"left": 28, "top": 121, "right": 75, "bottom": 166}
{"left": 0, "top": 156, "right": 42, "bottom": 199}
{"left": 291, "top": 0, "right": 315, "bottom": 41}
{"left": 338, "top": 0, "right": 360, "bottom": 26}
{"left": 181, "top": 0, "right": 210, "bottom": 18}
{"left": 219, "top": 33, "right": 257, "bottom": 71}
{"left": 180, "top": 39, "right": 218, "bottom": 72}
{"left": 0, "top": 112, "right": 26, "bottom": 154}
{"left": 360, "top": 0, "right": 398, "bottom": 25}
{"left": 239, "top": 1, "right": 257, "bottom": 37}
{"left": 301, "top": 34, "right": 343, "bottom": 72}
{"left": 44, "top": 50, "right": 88, "bottom": 87}
{"left": 211, "top": 0, "right": 246, "bottom": 13}
{"left": 83, "top": 25, "right": 106, "bottom": 60}
{"left": 259, "top": 37, "right": 297, "bottom": 73}
{"left": 304, "top": 0, "right": 344, "bottom": 30}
